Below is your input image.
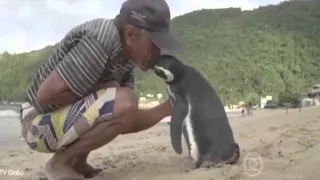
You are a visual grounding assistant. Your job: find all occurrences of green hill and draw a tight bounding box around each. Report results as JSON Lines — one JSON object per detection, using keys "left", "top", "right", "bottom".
{"left": 1, "top": 0, "right": 320, "bottom": 104}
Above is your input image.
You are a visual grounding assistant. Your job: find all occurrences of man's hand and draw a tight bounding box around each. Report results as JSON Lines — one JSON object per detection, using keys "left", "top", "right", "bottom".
{"left": 160, "top": 99, "right": 174, "bottom": 116}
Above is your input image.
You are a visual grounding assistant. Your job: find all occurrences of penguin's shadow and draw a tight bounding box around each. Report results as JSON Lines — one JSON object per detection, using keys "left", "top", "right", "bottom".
{"left": 98, "top": 144, "right": 244, "bottom": 179}
{"left": 93, "top": 157, "right": 243, "bottom": 180}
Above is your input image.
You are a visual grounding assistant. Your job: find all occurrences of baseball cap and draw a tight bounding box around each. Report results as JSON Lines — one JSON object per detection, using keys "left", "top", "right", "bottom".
{"left": 114, "top": 0, "right": 181, "bottom": 54}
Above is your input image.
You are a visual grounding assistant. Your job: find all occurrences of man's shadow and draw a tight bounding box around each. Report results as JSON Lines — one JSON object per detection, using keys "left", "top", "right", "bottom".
{"left": 89, "top": 155, "right": 192, "bottom": 180}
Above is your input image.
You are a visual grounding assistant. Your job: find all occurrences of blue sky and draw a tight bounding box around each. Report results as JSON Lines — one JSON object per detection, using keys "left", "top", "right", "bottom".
{"left": 0, "top": 0, "right": 287, "bottom": 53}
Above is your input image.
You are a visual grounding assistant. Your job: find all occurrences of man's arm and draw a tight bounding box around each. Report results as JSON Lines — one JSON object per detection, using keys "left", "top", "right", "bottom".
{"left": 37, "top": 71, "right": 79, "bottom": 105}
{"left": 37, "top": 35, "right": 110, "bottom": 105}
{"left": 119, "top": 68, "right": 173, "bottom": 134}
{"left": 123, "top": 100, "right": 173, "bottom": 134}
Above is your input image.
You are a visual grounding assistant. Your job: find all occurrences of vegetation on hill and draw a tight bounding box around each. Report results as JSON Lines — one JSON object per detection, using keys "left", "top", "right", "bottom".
{"left": 1, "top": 0, "right": 320, "bottom": 104}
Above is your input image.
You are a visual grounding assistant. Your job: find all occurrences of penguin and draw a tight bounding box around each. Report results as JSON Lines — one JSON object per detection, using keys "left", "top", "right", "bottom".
{"left": 152, "top": 55, "right": 240, "bottom": 169}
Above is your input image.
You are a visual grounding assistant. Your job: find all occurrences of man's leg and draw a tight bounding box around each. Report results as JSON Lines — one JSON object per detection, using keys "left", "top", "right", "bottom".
{"left": 44, "top": 86, "right": 132, "bottom": 179}
{"left": 45, "top": 86, "right": 172, "bottom": 179}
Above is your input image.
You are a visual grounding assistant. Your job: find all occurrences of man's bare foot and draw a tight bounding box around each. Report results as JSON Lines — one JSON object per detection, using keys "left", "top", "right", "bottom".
{"left": 45, "top": 155, "right": 84, "bottom": 180}
{"left": 71, "top": 158, "right": 102, "bottom": 178}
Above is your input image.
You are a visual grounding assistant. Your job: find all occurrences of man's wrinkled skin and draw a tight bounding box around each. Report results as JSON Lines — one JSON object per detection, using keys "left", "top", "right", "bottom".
{"left": 38, "top": 24, "right": 173, "bottom": 179}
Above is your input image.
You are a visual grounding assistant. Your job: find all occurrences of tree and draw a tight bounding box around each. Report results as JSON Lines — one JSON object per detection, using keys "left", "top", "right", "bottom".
{"left": 0, "top": 1, "right": 320, "bottom": 102}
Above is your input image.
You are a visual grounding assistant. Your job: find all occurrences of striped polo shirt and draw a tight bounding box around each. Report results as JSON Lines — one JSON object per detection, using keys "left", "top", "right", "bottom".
{"left": 25, "top": 18, "right": 135, "bottom": 114}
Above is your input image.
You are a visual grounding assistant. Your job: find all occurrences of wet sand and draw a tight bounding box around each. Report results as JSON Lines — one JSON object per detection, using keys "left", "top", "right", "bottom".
{"left": 1, "top": 106, "right": 320, "bottom": 180}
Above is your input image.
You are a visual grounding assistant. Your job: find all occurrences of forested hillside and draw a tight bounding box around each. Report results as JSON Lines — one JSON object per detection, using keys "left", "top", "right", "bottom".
{"left": 1, "top": 0, "right": 320, "bottom": 104}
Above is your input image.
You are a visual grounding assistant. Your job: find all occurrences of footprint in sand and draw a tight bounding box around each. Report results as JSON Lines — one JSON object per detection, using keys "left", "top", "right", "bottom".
{"left": 268, "top": 126, "right": 279, "bottom": 132}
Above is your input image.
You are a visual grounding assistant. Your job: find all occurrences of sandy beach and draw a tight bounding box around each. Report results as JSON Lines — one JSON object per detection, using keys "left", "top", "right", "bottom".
{"left": 1, "top": 106, "right": 320, "bottom": 180}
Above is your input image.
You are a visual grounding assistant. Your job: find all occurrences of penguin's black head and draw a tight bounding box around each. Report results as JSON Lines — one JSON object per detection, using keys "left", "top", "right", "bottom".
{"left": 152, "top": 55, "right": 185, "bottom": 84}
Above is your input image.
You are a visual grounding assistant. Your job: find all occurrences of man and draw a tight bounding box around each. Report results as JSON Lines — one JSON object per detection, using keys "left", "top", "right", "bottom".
{"left": 20, "top": 0, "right": 181, "bottom": 179}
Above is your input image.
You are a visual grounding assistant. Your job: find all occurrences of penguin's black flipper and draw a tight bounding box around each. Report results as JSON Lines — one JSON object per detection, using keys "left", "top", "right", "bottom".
{"left": 170, "top": 96, "right": 189, "bottom": 155}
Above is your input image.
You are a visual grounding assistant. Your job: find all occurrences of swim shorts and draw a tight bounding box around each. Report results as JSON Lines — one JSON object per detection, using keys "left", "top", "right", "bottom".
{"left": 20, "top": 88, "right": 116, "bottom": 153}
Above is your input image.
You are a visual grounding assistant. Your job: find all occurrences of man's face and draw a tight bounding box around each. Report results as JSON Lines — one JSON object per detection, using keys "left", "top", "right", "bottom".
{"left": 123, "top": 25, "right": 160, "bottom": 71}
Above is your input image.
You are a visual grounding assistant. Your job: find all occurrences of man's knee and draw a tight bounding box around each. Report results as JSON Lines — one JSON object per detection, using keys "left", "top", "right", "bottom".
{"left": 113, "top": 87, "right": 138, "bottom": 132}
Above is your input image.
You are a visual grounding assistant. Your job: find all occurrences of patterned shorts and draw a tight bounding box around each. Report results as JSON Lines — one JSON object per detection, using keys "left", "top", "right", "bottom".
{"left": 21, "top": 88, "right": 116, "bottom": 153}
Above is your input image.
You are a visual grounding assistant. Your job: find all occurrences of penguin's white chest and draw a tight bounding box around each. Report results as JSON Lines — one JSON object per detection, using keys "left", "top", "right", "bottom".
{"left": 166, "top": 85, "right": 199, "bottom": 161}
{"left": 183, "top": 101, "right": 199, "bottom": 161}
{"left": 166, "top": 85, "right": 176, "bottom": 101}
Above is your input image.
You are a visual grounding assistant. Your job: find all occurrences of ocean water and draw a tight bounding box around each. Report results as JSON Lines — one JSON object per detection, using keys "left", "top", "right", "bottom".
{"left": 0, "top": 105, "right": 23, "bottom": 147}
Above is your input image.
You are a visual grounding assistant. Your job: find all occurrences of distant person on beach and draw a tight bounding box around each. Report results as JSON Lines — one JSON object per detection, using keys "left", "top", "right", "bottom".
{"left": 241, "top": 108, "right": 245, "bottom": 116}
{"left": 246, "top": 102, "right": 253, "bottom": 116}
{"left": 20, "top": 0, "right": 180, "bottom": 179}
